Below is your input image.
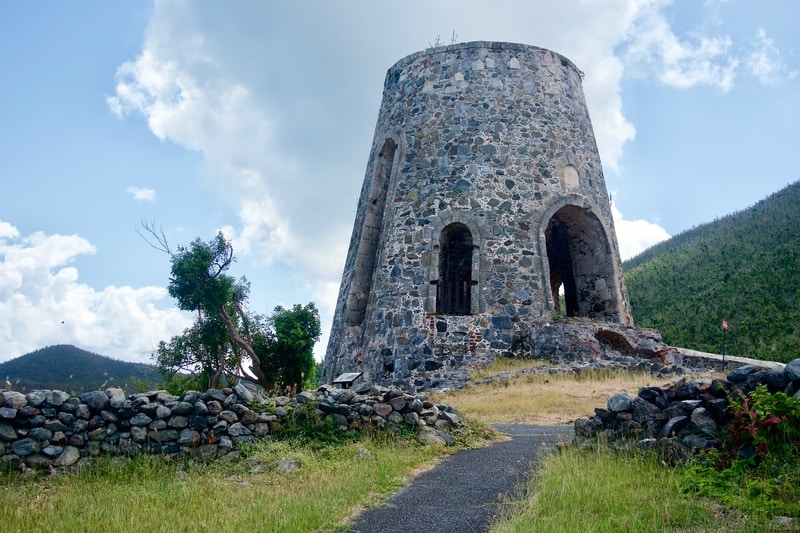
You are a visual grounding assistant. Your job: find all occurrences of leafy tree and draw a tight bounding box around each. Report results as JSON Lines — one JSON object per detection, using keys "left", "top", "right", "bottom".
{"left": 141, "top": 223, "right": 322, "bottom": 392}
{"left": 253, "top": 303, "right": 321, "bottom": 392}
{"left": 164, "top": 232, "right": 271, "bottom": 387}
{"left": 154, "top": 315, "right": 234, "bottom": 390}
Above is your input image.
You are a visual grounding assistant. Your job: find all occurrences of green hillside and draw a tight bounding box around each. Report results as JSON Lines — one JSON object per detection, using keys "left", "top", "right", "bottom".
{"left": 623, "top": 180, "right": 800, "bottom": 363}
{"left": 0, "top": 345, "right": 162, "bottom": 394}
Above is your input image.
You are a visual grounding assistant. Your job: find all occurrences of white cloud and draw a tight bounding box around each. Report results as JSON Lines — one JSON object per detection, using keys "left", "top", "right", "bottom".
{"left": 621, "top": 2, "right": 739, "bottom": 92}
{"left": 310, "top": 279, "right": 342, "bottom": 362}
{"left": 611, "top": 205, "right": 671, "bottom": 261}
{"left": 0, "top": 221, "right": 19, "bottom": 240}
{"left": 107, "top": 14, "right": 297, "bottom": 267}
{"left": 106, "top": 1, "right": 648, "bottom": 274}
{"left": 126, "top": 186, "right": 156, "bottom": 202}
{"left": 620, "top": 4, "right": 797, "bottom": 92}
{"left": 746, "top": 28, "right": 798, "bottom": 86}
{"left": 0, "top": 221, "right": 192, "bottom": 363}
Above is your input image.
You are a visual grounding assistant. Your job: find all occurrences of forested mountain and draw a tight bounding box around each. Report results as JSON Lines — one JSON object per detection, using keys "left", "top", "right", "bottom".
{"left": 623, "top": 180, "right": 800, "bottom": 363}
{"left": 0, "top": 345, "right": 162, "bottom": 394}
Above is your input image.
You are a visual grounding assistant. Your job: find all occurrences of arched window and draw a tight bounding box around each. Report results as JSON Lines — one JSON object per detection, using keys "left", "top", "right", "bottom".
{"left": 436, "top": 223, "right": 473, "bottom": 315}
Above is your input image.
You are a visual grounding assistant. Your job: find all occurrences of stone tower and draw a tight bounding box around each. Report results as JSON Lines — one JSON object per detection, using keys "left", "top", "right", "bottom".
{"left": 324, "top": 42, "right": 632, "bottom": 390}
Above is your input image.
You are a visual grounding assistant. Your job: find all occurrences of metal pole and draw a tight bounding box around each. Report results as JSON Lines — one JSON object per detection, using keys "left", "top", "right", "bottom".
{"left": 722, "top": 323, "right": 727, "bottom": 371}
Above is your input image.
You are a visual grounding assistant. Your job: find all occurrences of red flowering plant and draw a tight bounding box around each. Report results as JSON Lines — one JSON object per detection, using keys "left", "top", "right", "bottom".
{"left": 722, "top": 385, "right": 800, "bottom": 470}
{"left": 681, "top": 385, "right": 800, "bottom": 517}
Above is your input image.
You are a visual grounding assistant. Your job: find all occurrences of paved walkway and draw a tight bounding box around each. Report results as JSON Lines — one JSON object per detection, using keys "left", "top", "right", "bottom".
{"left": 347, "top": 425, "right": 574, "bottom": 533}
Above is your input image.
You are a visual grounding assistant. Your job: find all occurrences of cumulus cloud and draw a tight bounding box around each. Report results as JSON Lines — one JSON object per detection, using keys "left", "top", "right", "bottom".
{"left": 622, "top": 3, "right": 739, "bottom": 92}
{"left": 746, "top": 28, "right": 798, "bottom": 86}
{"left": 126, "top": 186, "right": 156, "bottom": 202}
{"left": 106, "top": 1, "right": 648, "bottom": 278}
{"left": 107, "top": 12, "right": 298, "bottom": 268}
{"left": 620, "top": 4, "right": 796, "bottom": 92}
{"left": 611, "top": 205, "right": 671, "bottom": 261}
{"left": 0, "top": 221, "right": 19, "bottom": 240}
{"left": 0, "top": 221, "right": 192, "bottom": 363}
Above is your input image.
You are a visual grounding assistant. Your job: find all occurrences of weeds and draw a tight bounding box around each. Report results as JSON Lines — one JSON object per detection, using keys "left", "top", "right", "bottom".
{"left": 0, "top": 432, "right": 445, "bottom": 532}
{"left": 680, "top": 386, "right": 800, "bottom": 519}
{"left": 491, "top": 443, "right": 748, "bottom": 532}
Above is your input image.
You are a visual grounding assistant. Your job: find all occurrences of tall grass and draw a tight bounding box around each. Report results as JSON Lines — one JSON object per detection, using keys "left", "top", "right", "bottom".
{"left": 1, "top": 360, "right": 779, "bottom": 532}
{"left": 491, "top": 444, "right": 756, "bottom": 533}
{"left": 0, "top": 434, "right": 445, "bottom": 533}
{"left": 436, "top": 359, "right": 783, "bottom": 531}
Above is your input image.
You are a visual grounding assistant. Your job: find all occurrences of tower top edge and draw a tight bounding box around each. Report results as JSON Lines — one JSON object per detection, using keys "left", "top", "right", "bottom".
{"left": 387, "top": 41, "right": 583, "bottom": 78}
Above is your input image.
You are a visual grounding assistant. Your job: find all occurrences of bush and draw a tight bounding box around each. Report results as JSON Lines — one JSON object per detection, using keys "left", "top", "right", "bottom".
{"left": 681, "top": 386, "right": 800, "bottom": 518}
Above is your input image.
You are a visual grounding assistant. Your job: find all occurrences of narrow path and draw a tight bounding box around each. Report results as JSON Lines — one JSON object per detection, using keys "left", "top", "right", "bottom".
{"left": 347, "top": 425, "right": 574, "bottom": 533}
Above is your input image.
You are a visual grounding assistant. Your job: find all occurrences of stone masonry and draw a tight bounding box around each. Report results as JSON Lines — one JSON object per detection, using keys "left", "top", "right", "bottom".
{"left": 574, "top": 358, "right": 800, "bottom": 465}
{"left": 325, "top": 42, "right": 631, "bottom": 390}
{"left": 0, "top": 384, "right": 464, "bottom": 471}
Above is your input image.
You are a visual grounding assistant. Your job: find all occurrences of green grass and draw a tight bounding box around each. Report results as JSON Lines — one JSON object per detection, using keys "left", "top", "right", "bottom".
{"left": 438, "top": 360, "right": 794, "bottom": 531}
{"left": 0, "top": 433, "right": 447, "bottom": 533}
{"left": 491, "top": 444, "right": 760, "bottom": 533}
{"left": 3, "top": 365, "right": 795, "bottom": 532}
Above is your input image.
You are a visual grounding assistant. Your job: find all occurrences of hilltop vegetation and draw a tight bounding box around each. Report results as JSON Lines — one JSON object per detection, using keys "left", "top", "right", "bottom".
{"left": 0, "top": 345, "right": 162, "bottom": 394}
{"left": 624, "top": 180, "right": 800, "bottom": 362}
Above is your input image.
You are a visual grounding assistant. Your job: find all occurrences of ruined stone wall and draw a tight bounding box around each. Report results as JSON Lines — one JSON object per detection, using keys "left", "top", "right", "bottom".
{"left": 575, "top": 358, "right": 800, "bottom": 464}
{"left": 0, "top": 384, "right": 463, "bottom": 471}
{"left": 325, "top": 42, "right": 631, "bottom": 390}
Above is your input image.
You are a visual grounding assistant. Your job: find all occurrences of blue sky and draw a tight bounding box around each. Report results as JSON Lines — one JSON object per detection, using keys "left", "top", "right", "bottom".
{"left": 1, "top": 1, "right": 797, "bottom": 364}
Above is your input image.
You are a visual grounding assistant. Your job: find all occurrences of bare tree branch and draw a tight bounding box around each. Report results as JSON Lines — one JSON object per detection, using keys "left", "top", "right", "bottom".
{"left": 136, "top": 218, "right": 172, "bottom": 255}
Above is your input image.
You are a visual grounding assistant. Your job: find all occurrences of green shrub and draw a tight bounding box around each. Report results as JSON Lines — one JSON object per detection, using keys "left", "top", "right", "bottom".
{"left": 680, "top": 386, "right": 800, "bottom": 518}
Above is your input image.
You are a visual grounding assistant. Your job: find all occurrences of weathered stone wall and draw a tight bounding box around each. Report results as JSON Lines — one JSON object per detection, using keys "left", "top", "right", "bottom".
{"left": 0, "top": 383, "right": 463, "bottom": 471}
{"left": 325, "top": 42, "right": 631, "bottom": 390}
{"left": 574, "top": 358, "right": 800, "bottom": 463}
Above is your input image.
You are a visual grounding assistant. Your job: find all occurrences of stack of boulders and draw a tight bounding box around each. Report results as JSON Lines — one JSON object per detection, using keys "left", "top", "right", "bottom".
{"left": 0, "top": 381, "right": 464, "bottom": 471}
{"left": 573, "top": 358, "right": 800, "bottom": 463}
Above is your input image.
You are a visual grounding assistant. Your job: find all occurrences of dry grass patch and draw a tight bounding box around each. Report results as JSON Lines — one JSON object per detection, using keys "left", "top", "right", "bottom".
{"left": 433, "top": 361, "right": 726, "bottom": 425}
{"left": 469, "top": 357, "right": 551, "bottom": 380}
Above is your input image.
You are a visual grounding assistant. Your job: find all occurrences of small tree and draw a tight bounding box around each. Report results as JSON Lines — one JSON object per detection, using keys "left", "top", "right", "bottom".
{"left": 141, "top": 224, "right": 323, "bottom": 392}
{"left": 154, "top": 314, "right": 235, "bottom": 390}
{"left": 163, "top": 232, "right": 274, "bottom": 388}
{"left": 254, "top": 303, "right": 321, "bottom": 392}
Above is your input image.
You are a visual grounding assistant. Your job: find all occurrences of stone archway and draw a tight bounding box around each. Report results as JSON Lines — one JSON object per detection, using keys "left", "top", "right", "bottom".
{"left": 544, "top": 205, "right": 617, "bottom": 320}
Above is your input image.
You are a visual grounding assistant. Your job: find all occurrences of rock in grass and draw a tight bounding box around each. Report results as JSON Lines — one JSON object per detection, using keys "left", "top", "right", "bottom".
{"left": 275, "top": 459, "right": 300, "bottom": 472}
{"left": 785, "top": 358, "right": 800, "bottom": 382}
{"left": 607, "top": 392, "right": 632, "bottom": 412}
{"left": 416, "top": 427, "right": 448, "bottom": 446}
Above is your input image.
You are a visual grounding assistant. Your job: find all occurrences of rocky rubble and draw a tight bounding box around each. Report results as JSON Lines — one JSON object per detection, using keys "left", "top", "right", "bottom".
{"left": 394, "top": 320, "right": 711, "bottom": 392}
{"left": 0, "top": 381, "right": 464, "bottom": 472}
{"left": 573, "top": 358, "right": 800, "bottom": 463}
{"left": 530, "top": 320, "right": 684, "bottom": 370}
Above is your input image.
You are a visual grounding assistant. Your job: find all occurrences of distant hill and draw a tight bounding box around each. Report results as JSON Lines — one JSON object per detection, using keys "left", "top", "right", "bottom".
{"left": 623, "top": 180, "right": 800, "bottom": 363}
{"left": 0, "top": 345, "right": 163, "bottom": 395}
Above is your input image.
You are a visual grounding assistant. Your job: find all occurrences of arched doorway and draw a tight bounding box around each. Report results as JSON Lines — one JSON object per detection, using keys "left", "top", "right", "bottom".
{"left": 545, "top": 205, "right": 617, "bottom": 320}
{"left": 436, "top": 223, "right": 473, "bottom": 315}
